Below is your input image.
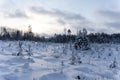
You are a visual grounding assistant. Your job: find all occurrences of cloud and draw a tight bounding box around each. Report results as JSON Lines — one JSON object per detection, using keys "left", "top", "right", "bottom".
{"left": 57, "top": 19, "right": 66, "bottom": 25}
{"left": 96, "top": 10, "right": 120, "bottom": 31}
{"left": 5, "top": 9, "right": 28, "bottom": 18}
{"left": 96, "top": 10, "right": 120, "bottom": 21}
{"left": 30, "top": 6, "right": 85, "bottom": 21}
{"left": 105, "top": 22, "right": 120, "bottom": 29}
{"left": 30, "top": 6, "right": 94, "bottom": 33}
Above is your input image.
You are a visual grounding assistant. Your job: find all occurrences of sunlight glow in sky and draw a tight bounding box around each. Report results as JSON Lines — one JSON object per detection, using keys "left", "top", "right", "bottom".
{"left": 0, "top": 0, "right": 120, "bottom": 35}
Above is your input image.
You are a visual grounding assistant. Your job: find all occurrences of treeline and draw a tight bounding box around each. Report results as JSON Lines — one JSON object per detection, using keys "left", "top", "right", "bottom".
{"left": 0, "top": 26, "right": 120, "bottom": 43}
{"left": 0, "top": 26, "right": 45, "bottom": 42}
{"left": 88, "top": 33, "right": 120, "bottom": 43}
{"left": 46, "top": 34, "right": 76, "bottom": 43}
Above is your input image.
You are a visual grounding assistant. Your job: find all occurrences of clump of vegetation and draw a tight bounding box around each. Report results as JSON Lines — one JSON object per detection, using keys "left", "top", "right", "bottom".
{"left": 60, "top": 60, "right": 64, "bottom": 74}
{"left": 25, "top": 44, "right": 35, "bottom": 63}
{"left": 75, "top": 75, "right": 81, "bottom": 80}
{"left": 69, "top": 52, "right": 82, "bottom": 65}
{"left": 70, "top": 53, "right": 76, "bottom": 65}
{"left": 17, "top": 41, "right": 23, "bottom": 56}
{"left": 26, "top": 44, "right": 33, "bottom": 58}
{"left": 74, "top": 28, "right": 90, "bottom": 50}
{"left": 77, "top": 57, "right": 82, "bottom": 64}
{"left": 109, "top": 58, "right": 117, "bottom": 68}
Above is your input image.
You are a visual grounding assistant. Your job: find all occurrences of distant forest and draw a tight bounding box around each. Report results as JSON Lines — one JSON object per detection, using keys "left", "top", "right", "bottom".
{"left": 0, "top": 26, "right": 120, "bottom": 43}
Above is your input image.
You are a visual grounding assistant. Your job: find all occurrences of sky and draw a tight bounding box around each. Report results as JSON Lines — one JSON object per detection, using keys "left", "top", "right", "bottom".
{"left": 0, "top": 0, "right": 120, "bottom": 35}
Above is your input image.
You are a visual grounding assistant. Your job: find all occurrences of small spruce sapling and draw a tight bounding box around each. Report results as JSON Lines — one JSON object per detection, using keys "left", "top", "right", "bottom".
{"left": 60, "top": 60, "right": 64, "bottom": 74}
{"left": 77, "top": 57, "right": 82, "bottom": 64}
{"left": 109, "top": 58, "right": 117, "bottom": 68}
{"left": 27, "top": 44, "right": 33, "bottom": 58}
{"left": 33, "top": 78, "right": 36, "bottom": 80}
{"left": 108, "top": 53, "right": 112, "bottom": 56}
{"left": 17, "top": 41, "right": 23, "bottom": 56}
{"left": 61, "top": 60, "right": 64, "bottom": 66}
{"left": 62, "top": 44, "right": 67, "bottom": 55}
{"left": 26, "top": 44, "right": 35, "bottom": 63}
{"left": 76, "top": 75, "right": 81, "bottom": 80}
{"left": 8, "top": 43, "right": 11, "bottom": 47}
{"left": 75, "top": 74, "right": 81, "bottom": 80}
{"left": 70, "top": 53, "right": 76, "bottom": 65}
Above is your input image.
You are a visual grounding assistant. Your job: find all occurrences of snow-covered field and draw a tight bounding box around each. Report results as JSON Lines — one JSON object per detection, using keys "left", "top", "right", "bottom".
{"left": 0, "top": 41, "right": 120, "bottom": 80}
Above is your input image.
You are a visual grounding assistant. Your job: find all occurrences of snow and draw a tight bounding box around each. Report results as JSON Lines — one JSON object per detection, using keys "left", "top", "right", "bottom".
{"left": 40, "top": 73, "right": 67, "bottom": 80}
{"left": 0, "top": 41, "right": 119, "bottom": 80}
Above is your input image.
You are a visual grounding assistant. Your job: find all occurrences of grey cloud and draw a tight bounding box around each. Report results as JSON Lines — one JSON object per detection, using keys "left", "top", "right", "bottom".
{"left": 96, "top": 10, "right": 120, "bottom": 32}
{"left": 105, "top": 22, "right": 120, "bottom": 29}
{"left": 32, "top": 6, "right": 98, "bottom": 34}
{"left": 30, "top": 6, "right": 93, "bottom": 34}
{"left": 30, "top": 7, "right": 51, "bottom": 15}
{"left": 5, "top": 9, "right": 28, "bottom": 18}
{"left": 57, "top": 19, "right": 66, "bottom": 25}
{"left": 52, "top": 9, "right": 85, "bottom": 21}
{"left": 99, "top": 22, "right": 120, "bottom": 33}
{"left": 30, "top": 6, "right": 85, "bottom": 21}
{"left": 97, "top": 10, "right": 120, "bottom": 21}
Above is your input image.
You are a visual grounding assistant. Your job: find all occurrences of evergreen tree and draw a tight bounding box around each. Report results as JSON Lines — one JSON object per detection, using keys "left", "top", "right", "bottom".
{"left": 74, "top": 28, "right": 90, "bottom": 50}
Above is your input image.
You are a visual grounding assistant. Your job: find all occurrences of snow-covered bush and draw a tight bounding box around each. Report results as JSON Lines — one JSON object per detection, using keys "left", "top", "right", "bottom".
{"left": 25, "top": 44, "right": 35, "bottom": 63}
{"left": 77, "top": 57, "right": 82, "bottom": 64}
{"left": 109, "top": 58, "right": 117, "bottom": 68}
{"left": 69, "top": 49, "right": 82, "bottom": 65}
{"left": 62, "top": 43, "right": 67, "bottom": 55}
{"left": 26, "top": 44, "right": 33, "bottom": 58}
{"left": 60, "top": 60, "right": 64, "bottom": 73}
{"left": 75, "top": 75, "right": 81, "bottom": 80}
{"left": 70, "top": 53, "right": 76, "bottom": 65}
{"left": 74, "top": 28, "right": 90, "bottom": 50}
{"left": 17, "top": 41, "right": 23, "bottom": 56}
